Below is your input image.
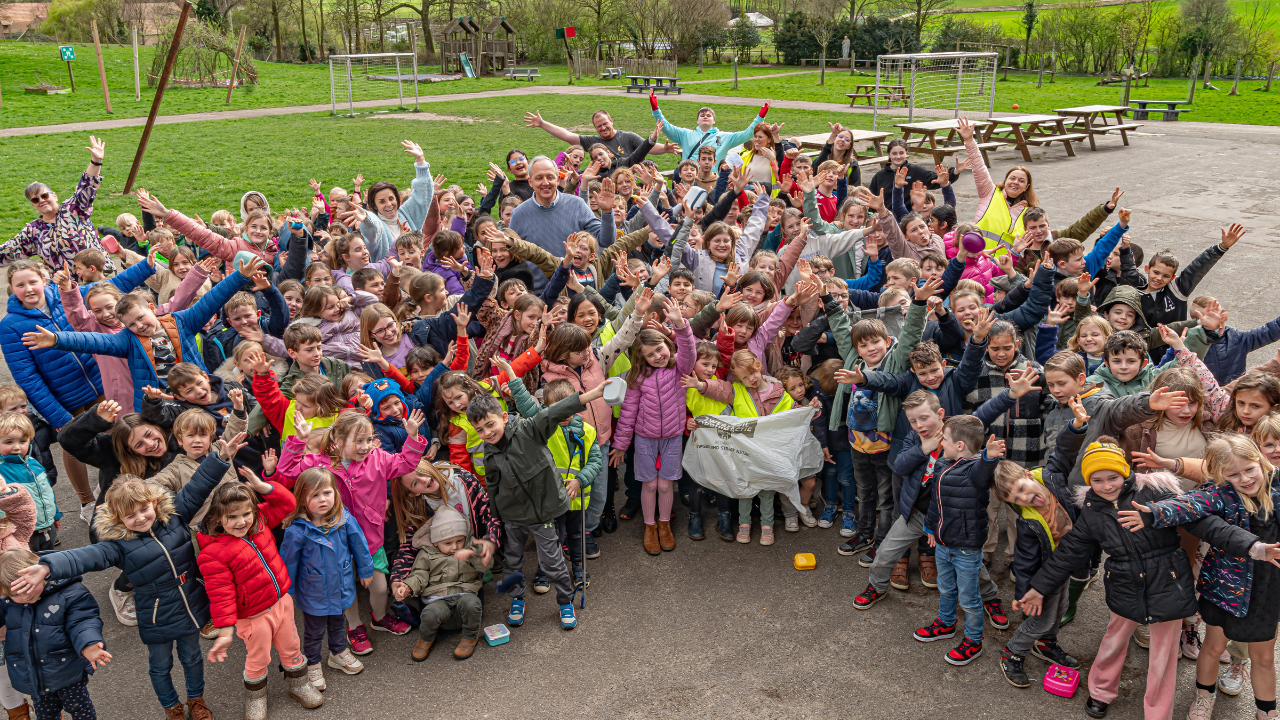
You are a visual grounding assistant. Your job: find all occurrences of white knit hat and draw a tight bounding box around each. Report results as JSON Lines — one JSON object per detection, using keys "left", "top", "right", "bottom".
{"left": 429, "top": 506, "right": 469, "bottom": 544}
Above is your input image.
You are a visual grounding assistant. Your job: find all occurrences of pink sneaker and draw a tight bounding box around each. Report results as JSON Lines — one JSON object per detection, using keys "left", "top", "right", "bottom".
{"left": 371, "top": 613, "right": 411, "bottom": 635}
{"left": 347, "top": 624, "right": 373, "bottom": 655}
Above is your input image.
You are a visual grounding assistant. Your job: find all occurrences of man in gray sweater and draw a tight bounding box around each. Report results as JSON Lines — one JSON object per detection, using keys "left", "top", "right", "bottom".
{"left": 508, "top": 156, "right": 616, "bottom": 254}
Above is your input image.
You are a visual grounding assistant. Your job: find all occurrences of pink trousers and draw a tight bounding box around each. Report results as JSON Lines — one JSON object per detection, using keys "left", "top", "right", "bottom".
{"left": 235, "top": 594, "right": 305, "bottom": 679}
{"left": 1087, "top": 613, "right": 1181, "bottom": 720}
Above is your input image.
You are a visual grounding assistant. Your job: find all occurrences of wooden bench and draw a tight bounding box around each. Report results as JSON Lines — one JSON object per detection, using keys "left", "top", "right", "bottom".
{"left": 505, "top": 68, "right": 540, "bottom": 81}
{"left": 624, "top": 75, "right": 683, "bottom": 95}
{"left": 598, "top": 66, "right": 625, "bottom": 80}
{"left": 857, "top": 155, "right": 890, "bottom": 167}
{"left": 1131, "top": 100, "right": 1191, "bottom": 121}
{"left": 1023, "top": 133, "right": 1089, "bottom": 155}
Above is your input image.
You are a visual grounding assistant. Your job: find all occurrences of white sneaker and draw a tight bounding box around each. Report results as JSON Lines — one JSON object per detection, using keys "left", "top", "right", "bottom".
{"left": 80, "top": 502, "right": 95, "bottom": 525}
{"left": 110, "top": 587, "right": 137, "bottom": 627}
{"left": 326, "top": 649, "right": 364, "bottom": 675}
{"left": 307, "top": 663, "right": 325, "bottom": 691}
{"left": 785, "top": 516, "right": 799, "bottom": 532}
{"left": 1218, "top": 660, "right": 1247, "bottom": 696}
{"left": 1187, "top": 692, "right": 1215, "bottom": 720}
{"left": 799, "top": 508, "right": 818, "bottom": 528}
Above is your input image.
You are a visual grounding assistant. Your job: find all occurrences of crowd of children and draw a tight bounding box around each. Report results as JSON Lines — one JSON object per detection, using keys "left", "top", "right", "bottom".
{"left": 0, "top": 105, "right": 1278, "bottom": 720}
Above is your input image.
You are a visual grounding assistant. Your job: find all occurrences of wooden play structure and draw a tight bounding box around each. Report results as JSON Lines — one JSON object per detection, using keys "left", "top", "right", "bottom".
{"left": 480, "top": 17, "right": 516, "bottom": 75}
{"left": 440, "top": 16, "right": 480, "bottom": 74}
{"left": 440, "top": 15, "right": 518, "bottom": 76}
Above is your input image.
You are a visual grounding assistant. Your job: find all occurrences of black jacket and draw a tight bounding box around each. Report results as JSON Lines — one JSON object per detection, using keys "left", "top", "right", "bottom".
{"left": 868, "top": 163, "right": 955, "bottom": 212}
{"left": 1142, "top": 242, "right": 1226, "bottom": 352}
{"left": 1029, "top": 471, "right": 1257, "bottom": 624}
{"left": 58, "top": 406, "right": 180, "bottom": 506}
{"left": 923, "top": 452, "right": 999, "bottom": 550}
{"left": 1092, "top": 244, "right": 1145, "bottom": 309}
{"left": 1010, "top": 421, "right": 1087, "bottom": 600}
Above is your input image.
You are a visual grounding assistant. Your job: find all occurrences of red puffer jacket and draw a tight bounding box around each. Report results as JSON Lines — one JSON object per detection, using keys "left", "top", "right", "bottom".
{"left": 196, "top": 481, "right": 296, "bottom": 628}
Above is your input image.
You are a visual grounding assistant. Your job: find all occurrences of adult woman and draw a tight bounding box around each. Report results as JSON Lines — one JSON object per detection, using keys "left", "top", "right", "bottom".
{"left": 867, "top": 138, "right": 955, "bottom": 212}
{"left": 354, "top": 139, "right": 435, "bottom": 263}
{"left": 500, "top": 149, "right": 534, "bottom": 202}
{"left": 957, "top": 117, "right": 1039, "bottom": 252}
{"left": 1, "top": 136, "right": 111, "bottom": 272}
{"left": 739, "top": 124, "right": 781, "bottom": 188}
{"left": 815, "top": 122, "right": 863, "bottom": 188}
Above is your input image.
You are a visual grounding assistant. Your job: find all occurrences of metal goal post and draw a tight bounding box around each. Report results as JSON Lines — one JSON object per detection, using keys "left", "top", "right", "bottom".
{"left": 872, "top": 52, "right": 999, "bottom": 130}
{"left": 328, "top": 52, "right": 420, "bottom": 117}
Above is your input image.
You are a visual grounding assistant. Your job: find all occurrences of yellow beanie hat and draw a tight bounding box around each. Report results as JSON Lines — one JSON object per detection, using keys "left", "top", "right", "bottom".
{"left": 1081, "top": 440, "right": 1130, "bottom": 485}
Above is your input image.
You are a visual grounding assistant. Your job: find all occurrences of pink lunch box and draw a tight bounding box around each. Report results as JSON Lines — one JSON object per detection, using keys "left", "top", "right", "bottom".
{"left": 1043, "top": 664, "right": 1080, "bottom": 698}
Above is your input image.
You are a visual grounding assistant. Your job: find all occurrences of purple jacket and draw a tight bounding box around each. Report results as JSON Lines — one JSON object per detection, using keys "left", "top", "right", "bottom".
{"left": 422, "top": 250, "right": 468, "bottom": 296}
{"left": 614, "top": 324, "right": 696, "bottom": 449}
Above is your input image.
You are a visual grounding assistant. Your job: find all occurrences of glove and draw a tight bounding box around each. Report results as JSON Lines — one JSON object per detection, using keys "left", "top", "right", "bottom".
{"left": 759, "top": 103, "right": 770, "bottom": 118}
{"left": 650, "top": 91, "right": 659, "bottom": 112}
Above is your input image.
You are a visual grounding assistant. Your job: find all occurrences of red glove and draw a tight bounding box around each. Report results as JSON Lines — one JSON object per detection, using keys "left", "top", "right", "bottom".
{"left": 759, "top": 103, "right": 770, "bottom": 118}
{"left": 650, "top": 91, "right": 659, "bottom": 112}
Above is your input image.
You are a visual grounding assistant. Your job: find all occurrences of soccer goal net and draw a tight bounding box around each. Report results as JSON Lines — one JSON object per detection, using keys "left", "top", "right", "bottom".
{"left": 871, "top": 52, "right": 999, "bottom": 130}
{"left": 328, "top": 53, "right": 421, "bottom": 116}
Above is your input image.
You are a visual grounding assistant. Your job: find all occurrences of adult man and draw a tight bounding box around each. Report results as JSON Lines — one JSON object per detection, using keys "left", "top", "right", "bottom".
{"left": 3, "top": 135, "right": 112, "bottom": 272}
{"left": 508, "top": 156, "right": 616, "bottom": 254}
{"left": 524, "top": 109, "right": 674, "bottom": 162}
{"left": 651, "top": 92, "right": 770, "bottom": 163}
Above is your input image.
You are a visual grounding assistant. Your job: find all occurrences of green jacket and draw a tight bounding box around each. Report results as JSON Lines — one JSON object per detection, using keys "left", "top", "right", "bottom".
{"left": 828, "top": 295, "right": 927, "bottom": 432}
{"left": 506, "top": 375, "right": 604, "bottom": 489}
{"left": 482, "top": 395, "right": 585, "bottom": 526}
{"left": 1087, "top": 362, "right": 1162, "bottom": 398}
{"left": 247, "top": 357, "right": 350, "bottom": 436}
{"left": 1095, "top": 285, "right": 1201, "bottom": 352}
{"left": 403, "top": 534, "right": 490, "bottom": 598}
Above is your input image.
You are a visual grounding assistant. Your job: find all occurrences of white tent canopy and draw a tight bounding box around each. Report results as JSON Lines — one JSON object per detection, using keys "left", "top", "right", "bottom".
{"left": 738, "top": 12, "right": 773, "bottom": 28}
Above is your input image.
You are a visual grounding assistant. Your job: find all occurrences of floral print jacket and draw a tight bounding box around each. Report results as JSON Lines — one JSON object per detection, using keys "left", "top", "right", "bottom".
{"left": 2, "top": 173, "right": 111, "bottom": 272}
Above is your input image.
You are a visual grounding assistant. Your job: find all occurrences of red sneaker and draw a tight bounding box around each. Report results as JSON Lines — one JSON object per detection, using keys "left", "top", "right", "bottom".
{"left": 371, "top": 613, "right": 411, "bottom": 635}
{"left": 853, "top": 585, "right": 886, "bottom": 610}
{"left": 913, "top": 618, "right": 957, "bottom": 643}
{"left": 984, "top": 599, "right": 1010, "bottom": 629}
{"left": 346, "top": 624, "right": 373, "bottom": 656}
{"left": 946, "top": 637, "right": 983, "bottom": 666}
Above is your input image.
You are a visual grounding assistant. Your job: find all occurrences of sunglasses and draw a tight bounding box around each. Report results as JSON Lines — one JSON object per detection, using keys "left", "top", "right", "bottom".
{"left": 28, "top": 192, "right": 51, "bottom": 204}
{"left": 508, "top": 156, "right": 527, "bottom": 166}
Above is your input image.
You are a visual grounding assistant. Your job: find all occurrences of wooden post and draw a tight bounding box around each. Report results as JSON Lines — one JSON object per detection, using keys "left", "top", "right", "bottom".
{"left": 1036, "top": 55, "right": 1045, "bottom": 88}
{"left": 132, "top": 25, "right": 140, "bottom": 101}
{"left": 1123, "top": 68, "right": 1132, "bottom": 106}
{"left": 125, "top": 0, "right": 191, "bottom": 194}
{"left": 225, "top": 25, "right": 247, "bottom": 104}
{"left": 850, "top": 52, "right": 856, "bottom": 76}
{"left": 1264, "top": 61, "right": 1276, "bottom": 91}
{"left": 732, "top": 54, "right": 738, "bottom": 89}
{"left": 67, "top": 60, "right": 76, "bottom": 92}
{"left": 1229, "top": 58, "right": 1242, "bottom": 95}
{"left": 819, "top": 48, "right": 826, "bottom": 85}
{"left": 91, "top": 19, "right": 112, "bottom": 112}
{"left": 1002, "top": 47, "right": 1009, "bottom": 80}
{"left": 1187, "top": 58, "right": 1199, "bottom": 103}
{"left": 1202, "top": 56, "right": 1214, "bottom": 89}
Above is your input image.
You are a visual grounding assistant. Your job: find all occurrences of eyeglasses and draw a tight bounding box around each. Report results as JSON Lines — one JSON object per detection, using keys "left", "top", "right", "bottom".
{"left": 28, "top": 192, "right": 51, "bottom": 204}
{"left": 508, "top": 156, "right": 527, "bottom": 166}
{"left": 372, "top": 323, "right": 399, "bottom": 338}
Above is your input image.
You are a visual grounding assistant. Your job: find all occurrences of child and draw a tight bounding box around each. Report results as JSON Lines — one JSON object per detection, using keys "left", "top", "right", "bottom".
{"left": 0, "top": 385, "right": 58, "bottom": 496}
{"left": 1068, "top": 314, "right": 1113, "bottom": 376}
{"left": 71, "top": 247, "right": 106, "bottom": 290}
{"left": 244, "top": 324, "right": 349, "bottom": 439}
{"left": 19, "top": 444, "right": 240, "bottom": 720}
{"left": 140, "top": 193, "right": 280, "bottom": 265}
{"left": 296, "top": 285, "right": 379, "bottom": 365}
{"left": 277, "top": 409, "right": 427, "bottom": 653}
{"left": 612, "top": 298, "right": 697, "bottom": 554}
{"left": 280, "top": 467, "right": 373, "bottom": 690}
{"left": 1121, "top": 435, "right": 1280, "bottom": 720}
{"left": 0, "top": 413, "right": 58, "bottom": 552}
{"left": 1019, "top": 439, "right": 1261, "bottom": 720}
{"left": 915, "top": 416, "right": 1005, "bottom": 666}
{"left": 148, "top": 404, "right": 247, "bottom": 532}
{"left": 279, "top": 279, "right": 305, "bottom": 321}
{"left": 776, "top": 365, "right": 820, "bottom": 530}
{"left": 0, "top": 548, "right": 109, "bottom": 720}
{"left": 398, "top": 506, "right": 492, "bottom": 661}
{"left": 1141, "top": 224, "right": 1243, "bottom": 352}
{"left": 141, "top": 362, "right": 243, "bottom": 436}
{"left": 472, "top": 378, "right": 611, "bottom": 630}
{"left": 327, "top": 235, "right": 395, "bottom": 296}
{"left": 200, "top": 469, "right": 325, "bottom": 715}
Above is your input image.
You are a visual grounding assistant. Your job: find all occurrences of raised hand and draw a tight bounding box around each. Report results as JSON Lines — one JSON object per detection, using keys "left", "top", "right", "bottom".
{"left": 293, "top": 409, "right": 313, "bottom": 442}
{"left": 719, "top": 261, "right": 740, "bottom": 290}
{"left": 1157, "top": 324, "right": 1187, "bottom": 352}
{"left": 971, "top": 307, "right": 998, "bottom": 342}
{"left": 956, "top": 117, "right": 974, "bottom": 142}
{"left": 309, "top": 178, "right": 322, "bottom": 193}
{"left": 934, "top": 163, "right": 950, "bottom": 188}
{"left": 894, "top": 165, "right": 909, "bottom": 188}
{"left": 1045, "top": 302, "right": 1072, "bottom": 327}
{"left": 597, "top": 178, "right": 616, "bottom": 214}
{"left": 730, "top": 164, "right": 750, "bottom": 195}
{"left": 1117, "top": 500, "right": 1153, "bottom": 532}
{"left": 357, "top": 344, "right": 388, "bottom": 369}
{"left": 1198, "top": 298, "right": 1228, "bottom": 332}
{"left": 1068, "top": 394, "right": 1091, "bottom": 428}
{"left": 716, "top": 290, "right": 743, "bottom": 313}
{"left": 87, "top": 135, "right": 106, "bottom": 164}
{"left": 615, "top": 257, "right": 639, "bottom": 289}
{"left": 1148, "top": 386, "right": 1188, "bottom": 412}
{"left": 220, "top": 432, "right": 248, "bottom": 461}
{"left": 1221, "top": 223, "right": 1246, "bottom": 249}
{"left": 401, "top": 139, "right": 426, "bottom": 164}
{"left": 404, "top": 408, "right": 425, "bottom": 439}
{"left": 21, "top": 326, "right": 57, "bottom": 350}
{"left": 228, "top": 388, "right": 244, "bottom": 412}
{"left": 261, "top": 448, "right": 278, "bottom": 476}
{"left": 236, "top": 256, "right": 267, "bottom": 278}
{"left": 443, "top": 340, "right": 457, "bottom": 368}
{"left": 137, "top": 191, "right": 168, "bottom": 218}
{"left": 1131, "top": 448, "right": 1175, "bottom": 471}
{"left": 985, "top": 433, "right": 1006, "bottom": 458}
{"left": 650, "top": 255, "right": 672, "bottom": 283}
{"left": 1075, "top": 271, "right": 1096, "bottom": 297}
{"left": 834, "top": 367, "right": 865, "bottom": 386}
{"left": 1008, "top": 368, "right": 1041, "bottom": 398}
{"left": 632, "top": 287, "right": 655, "bottom": 317}
{"left": 96, "top": 400, "right": 122, "bottom": 424}
{"left": 1107, "top": 187, "right": 1124, "bottom": 211}
{"left": 142, "top": 385, "right": 174, "bottom": 401}
{"left": 52, "top": 266, "right": 74, "bottom": 291}
{"left": 913, "top": 276, "right": 943, "bottom": 302}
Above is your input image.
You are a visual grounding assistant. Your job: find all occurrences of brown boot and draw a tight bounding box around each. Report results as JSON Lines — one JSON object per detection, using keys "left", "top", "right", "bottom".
{"left": 656, "top": 520, "right": 675, "bottom": 551}
{"left": 412, "top": 637, "right": 433, "bottom": 662}
{"left": 891, "top": 557, "right": 910, "bottom": 591}
{"left": 643, "top": 523, "right": 661, "bottom": 555}
{"left": 163, "top": 705, "right": 185, "bottom": 720}
{"left": 5, "top": 705, "right": 30, "bottom": 720}
{"left": 454, "top": 636, "right": 478, "bottom": 660}
{"left": 186, "top": 696, "right": 214, "bottom": 720}
{"left": 918, "top": 553, "right": 938, "bottom": 588}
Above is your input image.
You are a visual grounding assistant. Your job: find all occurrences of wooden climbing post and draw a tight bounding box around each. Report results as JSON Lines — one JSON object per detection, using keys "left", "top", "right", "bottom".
{"left": 732, "top": 55, "right": 738, "bottom": 89}
{"left": 1036, "top": 56, "right": 1045, "bottom": 88}
{"left": 125, "top": 0, "right": 191, "bottom": 194}
{"left": 132, "top": 25, "right": 140, "bottom": 101}
{"left": 226, "top": 25, "right": 247, "bottom": 104}
{"left": 1264, "top": 61, "right": 1275, "bottom": 91}
{"left": 1187, "top": 59, "right": 1199, "bottom": 103}
{"left": 1229, "top": 59, "right": 1242, "bottom": 95}
{"left": 91, "top": 19, "right": 112, "bottom": 112}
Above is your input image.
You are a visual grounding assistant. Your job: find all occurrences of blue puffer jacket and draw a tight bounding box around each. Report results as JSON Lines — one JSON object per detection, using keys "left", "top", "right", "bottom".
{"left": 923, "top": 452, "right": 1000, "bottom": 550}
{"left": 41, "top": 453, "right": 230, "bottom": 644}
{"left": 1158, "top": 321, "right": 1280, "bottom": 385}
{"left": 2, "top": 574, "right": 103, "bottom": 695}
{"left": 47, "top": 272, "right": 252, "bottom": 412}
{"left": 1146, "top": 474, "right": 1280, "bottom": 618}
{"left": 279, "top": 509, "right": 375, "bottom": 617}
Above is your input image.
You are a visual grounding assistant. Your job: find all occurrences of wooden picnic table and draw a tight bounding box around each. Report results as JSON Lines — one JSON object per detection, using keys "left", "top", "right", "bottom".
{"left": 1130, "top": 100, "right": 1191, "bottom": 122}
{"left": 1054, "top": 105, "right": 1143, "bottom": 150}
{"left": 982, "top": 114, "right": 1088, "bottom": 161}
{"left": 895, "top": 118, "right": 1004, "bottom": 166}
{"left": 624, "top": 75, "right": 683, "bottom": 95}
{"left": 846, "top": 84, "right": 910, "bottom": 107}
{"left": 792, "top": 129, "right": 893, "bottom": 167}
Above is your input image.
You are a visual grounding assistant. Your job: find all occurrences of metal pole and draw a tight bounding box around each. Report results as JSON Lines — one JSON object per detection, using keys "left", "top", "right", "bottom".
{"left": 953, "top": 57, "right": 963, "bottom": 119}
{"left": 908, "top": 58, "right": 918, "bottom": 123}
{"left": 1229, "top": 59, "right": 1242, "bottom": 95}
{"left": 346, "top": 56, "right": 354, "bottom": 116}
{"left": 396, "top": 54, "right": 404, "bottom": 107}
{"left": 225, "top": 25, "right": 247, "bottom": 104}
{"left": 987, "top": 55, "right": 997, "bottom": 119}
{"left": 125, "top": 0, "right": 191, "bottom": 193}
{"left": 91, "top": 20, "right": 112, "bottom": 112}
{"left": 872, "top": 57, "right": 881, "bottom": 130}
{"left": 133, "top": 25, "right": 141, "bottom": 101}
{"left": 329, "top": 57, "right": 337, "bottom": 115}
{"left": 411, "top": 35, "right": 420, "bottom": 111}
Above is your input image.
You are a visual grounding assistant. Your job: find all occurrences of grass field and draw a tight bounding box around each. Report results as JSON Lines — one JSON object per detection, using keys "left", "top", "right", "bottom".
{"left": 0, "top": 95, "right": 844, "bottom": 230}
{"left": 949, "top": 0, "right": 1280, "bottom": 33}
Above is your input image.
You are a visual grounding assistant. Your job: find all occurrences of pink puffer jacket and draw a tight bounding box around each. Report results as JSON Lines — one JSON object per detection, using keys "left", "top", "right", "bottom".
{"left": 540, "top": 312, "right": 643, "bottom": 447}
{"left": 613, "top": 324, "right": 696, "bottom": 450}
{"left": 943, "top": 231, "right": 999, "bottom": 302}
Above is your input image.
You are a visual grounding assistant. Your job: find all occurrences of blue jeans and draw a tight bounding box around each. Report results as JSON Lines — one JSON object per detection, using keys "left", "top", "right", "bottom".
{"left": 823, "top": 450, "right": 855, "bottom": 518}
{"left": 147, "top": 632, "right": 204, "bottom": 709}
{"left": 934, "top": 545, "right": 984, "bottom": 643}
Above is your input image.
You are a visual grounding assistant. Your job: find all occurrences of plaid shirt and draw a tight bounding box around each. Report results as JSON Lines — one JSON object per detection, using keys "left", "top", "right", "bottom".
{"left": 963, "top": 353, "right": 1044, "bottom": 468}
{"left": 2, "top": 173, "right": 112, "bottom": 272}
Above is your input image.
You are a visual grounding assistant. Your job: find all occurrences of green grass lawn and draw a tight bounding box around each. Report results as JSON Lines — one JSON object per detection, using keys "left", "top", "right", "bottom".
{"left": 0, "top": 41, "right": 798, "bottom": 129}
{"left": 950, "top": 0, "right": 1279, "bottom": 31}
{"left": 0, "top": 95, "right": 842, "bottom": 231}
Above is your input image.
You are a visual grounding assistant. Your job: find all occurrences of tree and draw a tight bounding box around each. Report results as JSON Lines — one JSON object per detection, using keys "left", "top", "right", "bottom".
{"left": 1021, "top": 0, "right": 1036, "bottom": 66}
{"left": 807, "top": 0, "right": 846, "bottom": 83}
{"left": 382, "top": 0, "right": 438, "bottom": 56}
{"left": 888, "top": 0, "right": 955, "bottom": 44}
{"left": 1181, "top": 0, "right": 1234, "bottom": 72}
{"left": 727, "top": 15, "right": 761, "bottom": 59}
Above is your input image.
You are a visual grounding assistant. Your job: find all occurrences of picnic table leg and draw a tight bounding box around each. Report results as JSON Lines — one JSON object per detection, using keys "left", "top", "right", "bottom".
{"left": 1116, "top": 112, "right": 1130, "bottom": 146}
{"left": 1011, "top": 124, "right": 1031, "bottom": 162}
{"left": 1083, "top": 115, "right": 1098, "bottom": 151}
{"left": 1056, "top": 121, "right": 1076, "bottom": 157}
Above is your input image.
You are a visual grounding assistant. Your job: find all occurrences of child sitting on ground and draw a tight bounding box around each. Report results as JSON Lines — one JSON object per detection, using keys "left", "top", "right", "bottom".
{"left": 398, "top": 506, "right": 492, "bottom": 662}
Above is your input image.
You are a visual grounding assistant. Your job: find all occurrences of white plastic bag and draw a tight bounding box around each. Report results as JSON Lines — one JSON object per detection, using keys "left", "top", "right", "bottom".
{"left": 681, "top": 407, "right": 824, "bottom": 511}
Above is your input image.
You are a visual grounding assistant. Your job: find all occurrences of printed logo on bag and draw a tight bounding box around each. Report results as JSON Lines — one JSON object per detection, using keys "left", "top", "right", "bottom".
{"left": 695, "top": 415, "right": 757, "bottom": 439}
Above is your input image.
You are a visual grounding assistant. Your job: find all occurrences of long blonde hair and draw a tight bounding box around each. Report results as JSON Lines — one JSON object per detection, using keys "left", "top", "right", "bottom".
{"left": 1203, "top": 435, "right": 1275, "bottom": 519}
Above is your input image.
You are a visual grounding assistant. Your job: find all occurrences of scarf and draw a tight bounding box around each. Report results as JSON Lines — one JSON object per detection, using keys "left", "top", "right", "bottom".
{"left": 963, "top": 353, "right": 1043, "bottom": 468}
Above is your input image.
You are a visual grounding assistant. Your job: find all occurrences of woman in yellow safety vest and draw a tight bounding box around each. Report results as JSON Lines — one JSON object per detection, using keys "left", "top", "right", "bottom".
{"left": 738, "top": 124, "right": 782, "bottom": 197}
{"left": 956, "top": 117, "right": 1039, "bottom": 255}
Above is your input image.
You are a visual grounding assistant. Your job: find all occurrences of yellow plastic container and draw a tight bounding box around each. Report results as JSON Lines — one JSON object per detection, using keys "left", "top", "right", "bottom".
{"left": 793, "top": 553, "right": 816, "bottom": 571}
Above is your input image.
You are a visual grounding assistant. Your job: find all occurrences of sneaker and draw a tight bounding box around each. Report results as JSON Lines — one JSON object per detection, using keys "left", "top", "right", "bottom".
{"left": 1084, "top": 696, "right": 1109, "bottom": 718}
{"left": 346, "top": 625, "right": 373, "bottom": 655}
{"left": 1031, "top": 639, "right": 1080, "bottom": 669}
{"left": 618, "top": 498, "right": 641, "bottom": 521}
{"left": 984, "top": 599, "right": 1010, "bottom": 630}
{"left": 109, "top": 587, "right": 137, "bottom": 627}
{"left": 1218, "top": 660, "right": 1247, "bottom": 696}
{"left": 890, "top": 558, "right": 910, "bottom": 591}
{"left": 1187, "top": 693, "right": 1216, "bottom": 720}
{"left": 532, "top": 572, "right": 551, "bottom": 594}
{"left": 200, "top": 619, "right": 218, "bottom": 640}
{"left": 79, "top": 502, "right": 95, "bottom": 525}
{"left": 1181, "top": 627, "right": 1202, "bottom": 659}
{"left": 853, "top": 584, "right": 885, "bottom": 610}
{"left": 857, "top": 545, "right": 877, "bottom": 567}
{"left": 818, "top": 506, "right": 837, "bottom": 529}
{"left": 799, "top": 508, "right": 818, "bottom": 528}
{"left": 914, "top": 618, "right": 957, "bottom": 643}
{"left": 784, "top": 516, "right": 799, "bottom": 532}
{"left": 1001, "top": 648, "right": 1030, "bottom": 688}
{"left": 839, "top": 536, "right": 873, "bottom": 560}
{"left": 306, "top": 664, "right": 325, "bottom": 692}
{"left": 507, "top": 598, "right": 525, "bottom": 627}
{"left": 572, "top": 563, "right": 590, "bottom": 590}
{"left": 326, "top": 649, "right": 364, "bottom": 675}
{"left": 559, "top": 603, "right": 577, "bottom": 630}
{"left": 1134, "top": 623, "right": 1151, "bottom": 648}
{"left": 839, "top": 515, "right": 856, "bottom": 538}
{"left": 946, "top": 637, "right": 983, "bottom": 666}
{"left": 584, "top": 534, "right": 600, "bottom": 559}
{"left": 736, "top": 524, "right": 751, "bottom": 544}
{"left": 760, "top": 527, "right": 774, "bottom": 546}
{"left": 370, "top": 613, "right": 410, "bottom": 635}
